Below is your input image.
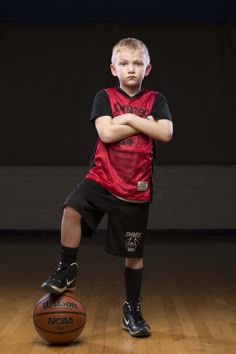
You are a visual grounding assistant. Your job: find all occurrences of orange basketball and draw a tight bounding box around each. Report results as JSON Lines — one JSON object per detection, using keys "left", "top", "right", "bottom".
{"left": 33, "top": 292, "right": 86, "bottom": 344}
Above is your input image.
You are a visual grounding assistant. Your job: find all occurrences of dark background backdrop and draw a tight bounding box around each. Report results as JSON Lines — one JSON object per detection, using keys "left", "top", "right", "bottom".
{"left": 0, "top": 0, "right": 235, "bottom": 230}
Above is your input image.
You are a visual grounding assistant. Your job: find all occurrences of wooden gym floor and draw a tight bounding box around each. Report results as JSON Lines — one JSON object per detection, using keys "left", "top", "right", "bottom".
{"left": 0, "top": 230, "right": 236, "bottom": 354}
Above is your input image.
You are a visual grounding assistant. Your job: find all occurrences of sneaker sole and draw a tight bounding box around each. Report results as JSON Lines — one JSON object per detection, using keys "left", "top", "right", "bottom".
{"left": 41, "top": 283, "right": 76, "bottom": 294}
{"left": 122, "top": 323, "right": 151, "bottom": 337}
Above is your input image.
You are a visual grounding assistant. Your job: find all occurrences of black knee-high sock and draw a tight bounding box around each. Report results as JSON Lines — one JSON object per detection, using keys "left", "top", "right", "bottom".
{"left": 60, "top": 245, "right": 79, "bottom": 265}
{"left": 125, "top": 267, "right": 143, "bottom": 304}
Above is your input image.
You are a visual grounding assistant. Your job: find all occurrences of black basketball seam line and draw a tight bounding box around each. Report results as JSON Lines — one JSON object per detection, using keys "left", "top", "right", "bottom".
{"left": 34, "top": 323, "right": 85, "bottom": 335}
{"left": 33, "top": 311, "right": 86, "bottom": 317}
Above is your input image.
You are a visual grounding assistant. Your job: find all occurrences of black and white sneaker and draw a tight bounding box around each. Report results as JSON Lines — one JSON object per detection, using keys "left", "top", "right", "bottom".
{"left": 122, "top": 301, "right": 151, "bottom": 337}
{"left": 41, "top": 262, "right": 78, "bottom": 294}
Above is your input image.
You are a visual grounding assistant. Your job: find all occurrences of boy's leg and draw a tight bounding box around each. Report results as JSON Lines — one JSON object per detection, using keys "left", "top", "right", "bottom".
{"left": 42, "top": 179, "right": 106, "bottom": 294}
{"left": 61, "top": 206, "right": 82, "bottom": 248}
{"left": 125, "top": 257, "right": 143, "bottom": 304}
{"left": 105, "top": 200, "right": 150, "bottom": 336}
{"left": 122, "top": 257, "right": 151, "bottom": 337}
{"left": 41, "top": 206, "right": 81, "bottom": 294}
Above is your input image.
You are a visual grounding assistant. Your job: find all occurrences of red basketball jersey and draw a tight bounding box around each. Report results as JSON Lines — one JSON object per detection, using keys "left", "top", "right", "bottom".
{"left": 86, "top": 87, "right": 158, "bottom": 201}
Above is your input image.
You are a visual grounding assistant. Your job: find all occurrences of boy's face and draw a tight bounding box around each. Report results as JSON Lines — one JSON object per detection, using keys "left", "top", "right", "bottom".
{"left": 110, "top": 48, "right": 151, "bottom": 94}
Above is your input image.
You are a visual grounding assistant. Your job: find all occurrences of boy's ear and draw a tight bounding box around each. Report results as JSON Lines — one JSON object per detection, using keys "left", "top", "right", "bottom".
{"left": 145, "top": 64, "right": 152, "bottom": 77}
{"left": 110, "top": 64, "right": 117, "bottom": 77}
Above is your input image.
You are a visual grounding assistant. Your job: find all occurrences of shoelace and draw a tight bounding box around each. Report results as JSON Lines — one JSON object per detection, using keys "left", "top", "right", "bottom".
{"left": 52, "top": 265, "right": 69, "bottom": 277}
{"left": 127, "top": 303, "right": 145, "bottom": 323}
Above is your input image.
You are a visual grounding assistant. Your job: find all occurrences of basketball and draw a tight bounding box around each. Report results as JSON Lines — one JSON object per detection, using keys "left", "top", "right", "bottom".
{"left": 33, "top": 292, "right": 86, "bottom": 344}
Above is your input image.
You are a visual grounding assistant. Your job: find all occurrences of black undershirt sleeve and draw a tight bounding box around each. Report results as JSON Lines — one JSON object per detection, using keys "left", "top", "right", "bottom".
{"left": 90, "top": 90, "right": 111, "bottom": 123}
{"left": 150, "top": 93, "right": 172, "bottom": 122}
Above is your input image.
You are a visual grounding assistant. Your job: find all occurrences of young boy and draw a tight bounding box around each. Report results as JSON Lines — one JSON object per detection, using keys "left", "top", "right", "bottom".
{"left": 42, "top": 37, "right": 173, "bottom": 337}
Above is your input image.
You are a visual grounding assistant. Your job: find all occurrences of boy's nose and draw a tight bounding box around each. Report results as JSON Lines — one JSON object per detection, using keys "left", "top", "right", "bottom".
{"left": 128, "top": 65, "right": 135, "bottom": 72}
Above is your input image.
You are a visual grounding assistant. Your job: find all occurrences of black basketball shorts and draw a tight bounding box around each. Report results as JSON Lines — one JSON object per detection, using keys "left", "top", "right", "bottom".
{"left": 63, "top": 178, "right": 150, "bottom": 258}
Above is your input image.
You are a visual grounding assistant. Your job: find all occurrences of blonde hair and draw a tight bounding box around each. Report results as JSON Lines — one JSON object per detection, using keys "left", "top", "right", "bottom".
{"left": 111, "top": 37, "right": 150, "bottom": 65}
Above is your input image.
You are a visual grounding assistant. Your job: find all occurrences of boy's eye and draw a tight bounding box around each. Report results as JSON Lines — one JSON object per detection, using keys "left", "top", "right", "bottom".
{"left": 118, "top": 61, "right": 144, "bottom": 66}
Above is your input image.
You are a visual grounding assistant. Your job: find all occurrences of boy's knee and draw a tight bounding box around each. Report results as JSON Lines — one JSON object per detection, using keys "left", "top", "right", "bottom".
{"left": 63, "top": 205, "right": 81, "bottom": 222}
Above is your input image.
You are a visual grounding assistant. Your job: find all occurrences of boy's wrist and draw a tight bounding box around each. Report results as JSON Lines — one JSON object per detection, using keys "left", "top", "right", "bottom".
{"left": 127, "top": 113, "right": 138, "bottom": 124}
{"left": 127, "top": 113, "right": 133, "bottom": 124}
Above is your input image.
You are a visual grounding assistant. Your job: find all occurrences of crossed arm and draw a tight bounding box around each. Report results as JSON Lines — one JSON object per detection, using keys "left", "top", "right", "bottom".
{"left": 95, "top": 113, "right": 173, "bottom": 144}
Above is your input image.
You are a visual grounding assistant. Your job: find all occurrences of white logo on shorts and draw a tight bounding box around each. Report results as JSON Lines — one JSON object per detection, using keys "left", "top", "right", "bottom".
{"left": 125, "top": 232, "right": 142, "bottom": 252}
{"left": 137, "top": 181, "right": 148, "bottom": 191}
